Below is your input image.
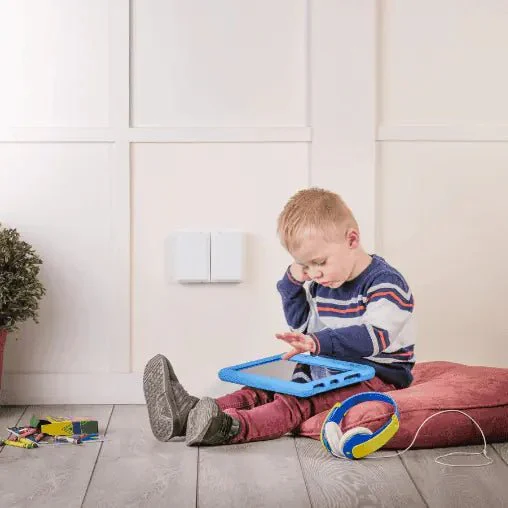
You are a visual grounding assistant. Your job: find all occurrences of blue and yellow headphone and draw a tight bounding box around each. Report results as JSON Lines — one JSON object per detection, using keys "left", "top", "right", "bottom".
{"left": 320, "top": 392, "right": 400, "bottom": 459}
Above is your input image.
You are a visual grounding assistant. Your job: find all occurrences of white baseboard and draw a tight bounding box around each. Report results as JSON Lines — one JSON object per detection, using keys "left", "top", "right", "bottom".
{"left": 0, "top": 373, "right": 145, "bottom": 405}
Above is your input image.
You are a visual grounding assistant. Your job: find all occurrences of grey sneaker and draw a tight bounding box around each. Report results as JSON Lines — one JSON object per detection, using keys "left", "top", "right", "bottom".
{"left": 143, "top": 354, "right": 199, "bottom": 441}
{"left": 185, "top": 397, "right": 240, "bottom": 446}
{"left": 161, "top": 354, "right": 179, "bottom": 383}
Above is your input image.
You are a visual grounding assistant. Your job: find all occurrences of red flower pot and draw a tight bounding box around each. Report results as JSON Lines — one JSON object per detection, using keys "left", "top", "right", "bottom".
{"left": 0, "top": 329, "right": 6, "bottom": 389}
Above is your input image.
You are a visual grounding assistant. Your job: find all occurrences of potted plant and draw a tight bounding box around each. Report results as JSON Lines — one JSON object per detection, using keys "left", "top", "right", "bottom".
{"left": 0, "top": 223, "right": 45, "bottom": 388}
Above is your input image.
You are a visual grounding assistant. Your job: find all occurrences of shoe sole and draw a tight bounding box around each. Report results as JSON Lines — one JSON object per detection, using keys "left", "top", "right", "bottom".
{"left": 143, "top": 354, "right": 177, "bottom": 441}
{"left": 185, "top": 397, "right": 219, "bottom": 446}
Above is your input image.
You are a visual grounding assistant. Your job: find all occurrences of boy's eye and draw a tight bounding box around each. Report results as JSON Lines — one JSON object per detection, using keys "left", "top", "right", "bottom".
{"left": 299, "top": 259, "right": 325, "bottom": 269}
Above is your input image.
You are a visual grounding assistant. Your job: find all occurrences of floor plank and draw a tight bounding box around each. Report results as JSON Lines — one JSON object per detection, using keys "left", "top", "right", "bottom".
{"left": 296, "top": 437, "right": 426, "bottom": 508}
{"left": 492, "top": 442, "right": 508, "bottom": 465}
{"left": 401, "top": 445, "right": 508, "bottom": 507}
{"left": 198, "top": 436, "right": 311, "bottom": 508}
{"left": 83, "top": 405, "right": 198, "bottom": 508}
{"left": 0, "top": 404, "right": 112, "bottom": 508}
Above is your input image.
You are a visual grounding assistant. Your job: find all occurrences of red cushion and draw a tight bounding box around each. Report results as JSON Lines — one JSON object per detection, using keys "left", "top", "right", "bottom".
{"left": 297, "top": 361, "right": 508, "bottom": 448}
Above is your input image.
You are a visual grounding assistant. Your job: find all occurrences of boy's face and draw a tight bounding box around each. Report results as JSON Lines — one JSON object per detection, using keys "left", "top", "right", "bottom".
{"left": 290, "top": 230, "right": 359, "bottom": 289}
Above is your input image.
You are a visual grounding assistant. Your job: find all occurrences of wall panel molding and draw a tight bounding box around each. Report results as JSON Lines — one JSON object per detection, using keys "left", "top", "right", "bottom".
{"left": 379, "top": 124, "right": 508, "bottom": 142}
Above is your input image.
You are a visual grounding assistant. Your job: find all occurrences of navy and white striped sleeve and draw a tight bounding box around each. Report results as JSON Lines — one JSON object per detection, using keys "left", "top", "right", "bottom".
{"left": 276, "top": 267, "right": 311, "bottom": 332}
{"left": 310, "top": 273, "right": 414, "bottom": 359}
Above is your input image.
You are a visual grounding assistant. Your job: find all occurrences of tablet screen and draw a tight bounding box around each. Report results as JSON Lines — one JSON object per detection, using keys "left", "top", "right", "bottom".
{"left": 239, "top": 359, "right": 347, "bottom": 380}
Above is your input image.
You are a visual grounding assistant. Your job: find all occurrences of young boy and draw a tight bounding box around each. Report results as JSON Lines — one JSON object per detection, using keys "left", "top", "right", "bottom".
{"left": 143, "top": 188, "right": 415, "bottom": 446}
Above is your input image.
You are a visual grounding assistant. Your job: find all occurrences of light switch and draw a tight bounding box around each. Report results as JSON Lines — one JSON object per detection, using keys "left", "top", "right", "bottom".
{"left": 173, "top": 231, "right": 210, "bottom": 283}
{"left": 210, "top": 231, "right": 245, "bottom": 282}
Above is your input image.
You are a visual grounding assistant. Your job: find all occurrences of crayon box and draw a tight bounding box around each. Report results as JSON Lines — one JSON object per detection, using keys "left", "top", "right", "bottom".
{"left": 30, "top": 415, "right": 98, "bottom": 436}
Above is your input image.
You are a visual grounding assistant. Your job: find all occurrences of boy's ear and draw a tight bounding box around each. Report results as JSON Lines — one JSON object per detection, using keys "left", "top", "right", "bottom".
{"left": 345, "top": 228, "right": 360, "bottom": 249}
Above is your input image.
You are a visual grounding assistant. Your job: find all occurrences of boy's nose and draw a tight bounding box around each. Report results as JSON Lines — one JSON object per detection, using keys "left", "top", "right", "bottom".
{"left": 308, "top": 268, "right": 323, "bottom": 280}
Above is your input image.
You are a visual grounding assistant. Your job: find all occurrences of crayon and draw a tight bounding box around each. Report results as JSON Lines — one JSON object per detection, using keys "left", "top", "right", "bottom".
{"left": 20, "top": 428, "right": 37, "bottom": 438}
{"left": 1, "top": 439, "right": 36, "bottom": 449}
{"left": 55, "top": 436, "right": 82, "bottom": 445}
{"left": 76, "top": 433, "right": 99, "bottom": 442}
{"left": 18, "top": 437, "right": 38, "bottom": 448}
{"left": 7, "top": 427, "right": 34, "bottom": 443}
{"left": 14, "top": 433, "right": 38, "bottom": 444}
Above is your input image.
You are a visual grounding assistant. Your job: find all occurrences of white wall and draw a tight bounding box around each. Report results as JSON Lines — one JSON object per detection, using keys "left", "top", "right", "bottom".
{"left": 1, "top": 0, "right": 505, "bottom": 404}
{"left": 377, "top": 0, "right": 508, "bottom": 367}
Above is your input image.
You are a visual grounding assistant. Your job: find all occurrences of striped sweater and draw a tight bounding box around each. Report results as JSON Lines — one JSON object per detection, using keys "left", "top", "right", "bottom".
{"left": 276, "top": 255, "right": 415, "bottom": 388}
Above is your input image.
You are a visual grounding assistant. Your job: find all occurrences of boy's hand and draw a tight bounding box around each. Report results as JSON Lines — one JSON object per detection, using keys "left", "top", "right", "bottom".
{"left": 276, "top": 331, "right": 316, "bottom": 360}
{"left": 289, "top": 263, "right": 311, "bottom": 283}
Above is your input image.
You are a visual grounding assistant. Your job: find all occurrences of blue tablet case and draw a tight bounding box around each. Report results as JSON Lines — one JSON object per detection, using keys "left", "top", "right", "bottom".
{"left": 218, "top": 353, "right": 375, "bottom": 398}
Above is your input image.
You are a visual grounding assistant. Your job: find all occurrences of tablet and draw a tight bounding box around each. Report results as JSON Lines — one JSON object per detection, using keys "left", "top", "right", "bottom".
{"left": 218, "top": 353, "right": 375, "bottom": 398}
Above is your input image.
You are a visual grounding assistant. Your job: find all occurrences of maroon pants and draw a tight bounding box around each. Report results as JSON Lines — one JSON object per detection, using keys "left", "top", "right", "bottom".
{"left": 215, "top": 377, "right": 395, "bottom": 444}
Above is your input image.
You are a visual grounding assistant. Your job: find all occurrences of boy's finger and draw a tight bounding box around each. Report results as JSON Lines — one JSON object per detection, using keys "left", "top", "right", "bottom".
{"left": 276, "top": 333, "right": 299, "bottom": 342}
{"left": 277, "top": 338, "right": 299, "bottom": 349}
{"left": 283, "top": 331, "right": 303, "bottom": 339}
{"left": 282, "top": 349, "right": 298, "bottom": 360}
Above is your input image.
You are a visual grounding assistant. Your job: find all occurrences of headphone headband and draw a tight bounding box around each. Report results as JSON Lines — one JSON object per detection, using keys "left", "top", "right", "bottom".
{"left": 327, "top": 391, "right": 400, "bottom": 423}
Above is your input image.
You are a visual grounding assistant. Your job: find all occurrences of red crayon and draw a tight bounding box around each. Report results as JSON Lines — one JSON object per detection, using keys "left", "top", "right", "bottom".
{"left": 20, "top": 428, "right": 37, "bottom": 437}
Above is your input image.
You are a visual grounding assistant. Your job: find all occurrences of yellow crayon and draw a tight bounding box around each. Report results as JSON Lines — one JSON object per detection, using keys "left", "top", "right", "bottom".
{"left": 1, "top": 439, "right": 35, "bottom": 449}
{"left": 18, "top": 437, "right": 38, "bottom": 448}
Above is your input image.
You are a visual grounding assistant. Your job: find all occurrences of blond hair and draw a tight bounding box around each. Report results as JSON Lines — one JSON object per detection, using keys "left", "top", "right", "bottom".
{"left": 277, "top": 188, "right": 358, "bottom": 251}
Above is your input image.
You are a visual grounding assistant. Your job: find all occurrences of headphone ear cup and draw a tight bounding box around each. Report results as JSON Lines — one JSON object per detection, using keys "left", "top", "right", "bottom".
{"left": 324, "top": 422, "right": 343, "bottom": 457}
{"left": 339, "top": 426, "right": 373, "bottom": 457}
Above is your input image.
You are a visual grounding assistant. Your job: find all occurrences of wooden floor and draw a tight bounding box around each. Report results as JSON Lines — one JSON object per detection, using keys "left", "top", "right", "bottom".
{"left": 1, "top": 405, "right": 507, "bottom": 507}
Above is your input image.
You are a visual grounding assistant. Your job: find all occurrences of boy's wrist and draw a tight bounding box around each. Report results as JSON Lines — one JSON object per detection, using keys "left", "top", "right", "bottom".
{"left": 288, "top": 264, "right": 307, "bottom": 284}
{"left": 286, "top": 265, "right": 305, "bottom": 285}
{"left": 277, "top": 267, "right": 306, "bottom": 298}
{"left": 308, "top": 333, "right": 320, "bottom": 355}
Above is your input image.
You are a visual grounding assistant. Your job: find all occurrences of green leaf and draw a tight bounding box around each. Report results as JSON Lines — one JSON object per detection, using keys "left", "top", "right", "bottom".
{"left": 0, "top": 223, "right": 46, "bottom": 333}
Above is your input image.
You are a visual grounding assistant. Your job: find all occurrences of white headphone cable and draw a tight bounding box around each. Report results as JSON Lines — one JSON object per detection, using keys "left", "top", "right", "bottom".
{"left": 364, "top": 409, "right": 493, "bottom": 467}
